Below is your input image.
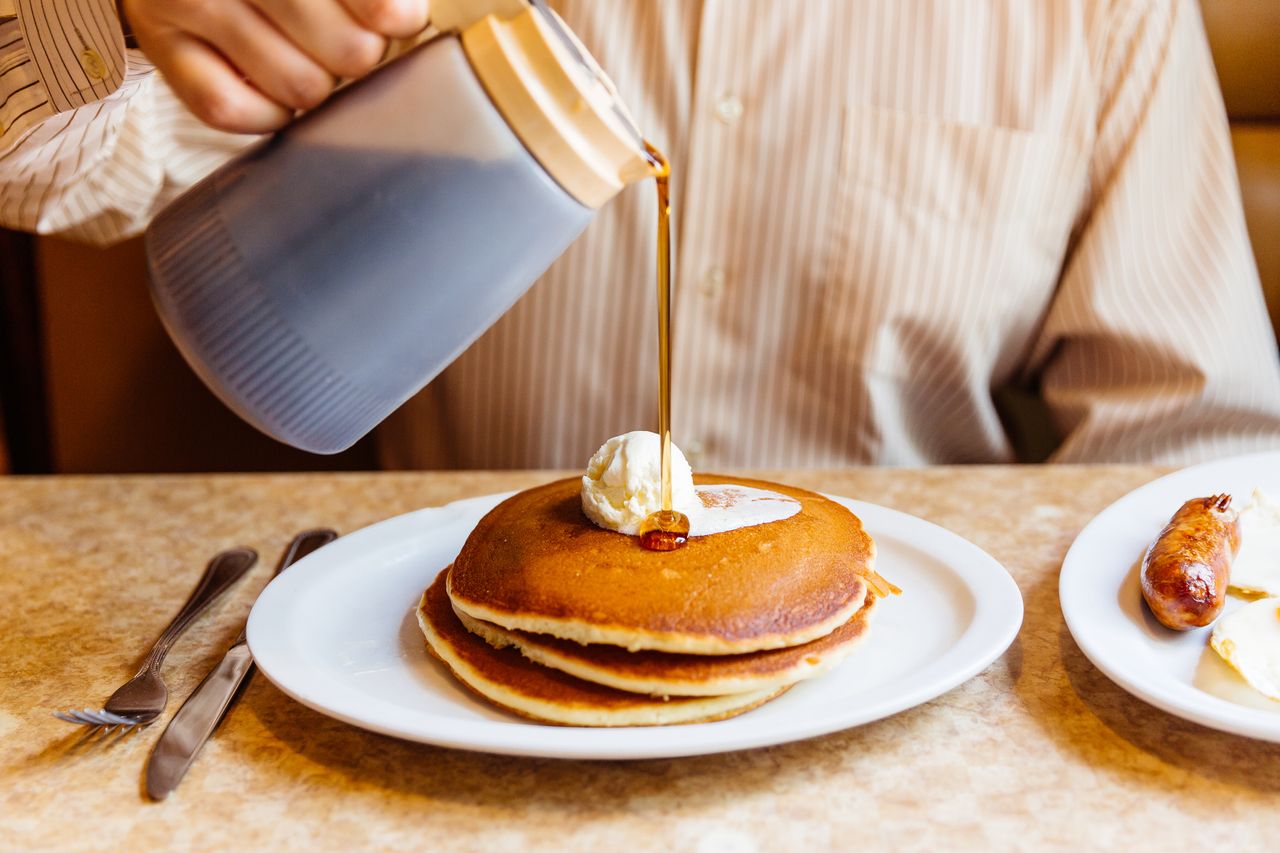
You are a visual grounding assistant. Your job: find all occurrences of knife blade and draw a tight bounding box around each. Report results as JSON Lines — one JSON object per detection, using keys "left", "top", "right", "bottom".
{"left": 145, "top": 528, "right": 338, "bottom": 801}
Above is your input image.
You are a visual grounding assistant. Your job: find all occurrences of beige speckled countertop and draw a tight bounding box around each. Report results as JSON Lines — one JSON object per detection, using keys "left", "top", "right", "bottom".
{"left": 2, "top": 467, "right": 1278, "bottom": 850}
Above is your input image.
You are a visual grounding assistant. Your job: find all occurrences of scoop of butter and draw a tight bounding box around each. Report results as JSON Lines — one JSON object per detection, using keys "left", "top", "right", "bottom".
{"left": 1210, "top": 597, "right": 1280, "bottom": 702}
{"left": 1232, "top": 488, "right": 1280, "bottom": 596}
{"left": 581, "top": 431, "right": 699, "bottom": 535}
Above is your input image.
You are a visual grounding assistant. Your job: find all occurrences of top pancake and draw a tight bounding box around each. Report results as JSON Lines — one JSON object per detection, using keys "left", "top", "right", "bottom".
{"left": 448, "top": 475, "right": 875, "bottom": 654}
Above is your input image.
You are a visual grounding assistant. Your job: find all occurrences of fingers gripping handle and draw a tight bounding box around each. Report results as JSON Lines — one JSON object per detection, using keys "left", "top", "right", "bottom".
{"left": 430, "top": 0, "right": 529, "bottom": 32}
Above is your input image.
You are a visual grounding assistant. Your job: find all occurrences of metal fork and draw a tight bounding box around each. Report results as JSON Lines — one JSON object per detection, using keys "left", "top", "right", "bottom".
{"left": 53, "top": 547, "right": 258, "bottom": 732}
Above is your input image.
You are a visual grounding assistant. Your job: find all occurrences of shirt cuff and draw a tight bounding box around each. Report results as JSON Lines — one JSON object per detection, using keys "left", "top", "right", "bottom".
{"left": 1, "top": 0, "right": 126, "bottom": 152}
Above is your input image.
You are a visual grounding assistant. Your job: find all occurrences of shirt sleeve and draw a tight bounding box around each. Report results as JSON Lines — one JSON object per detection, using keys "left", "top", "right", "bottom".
{"left": 1, "top": 0, "right": 126, "bottom": 142}
{"left": 1027, "top": 0, "right": 1280, "bottom": 463}
{"left": 0, "top": 1, "right": 257, "bottom": 245}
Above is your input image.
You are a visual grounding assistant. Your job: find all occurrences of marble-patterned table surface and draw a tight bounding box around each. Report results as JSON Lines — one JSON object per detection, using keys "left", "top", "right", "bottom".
{"left": 1, "top": 467, "right": 1277, "bottom": 850}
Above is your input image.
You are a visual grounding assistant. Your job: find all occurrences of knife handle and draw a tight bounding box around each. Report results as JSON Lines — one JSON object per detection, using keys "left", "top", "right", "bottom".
{"left": 274, "top": 529, "right": 339, "bottom": 577}
{"left": 146, "top": 529, "right": 338, "bottom": 801}
{"left": 231, "top": 529, "right": 338, "bottom": 645}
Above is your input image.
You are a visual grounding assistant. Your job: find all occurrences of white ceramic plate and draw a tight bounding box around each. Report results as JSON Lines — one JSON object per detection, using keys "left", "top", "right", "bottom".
{"left": 247, "top": 491, "right": 1023, "bottom": 759}
{"left": 1060, "top": 451, "right": 1280, "bottom": 742}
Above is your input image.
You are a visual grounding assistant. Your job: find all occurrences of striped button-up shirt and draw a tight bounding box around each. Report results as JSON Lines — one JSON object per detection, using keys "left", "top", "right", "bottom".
{"left": 4, "top": 0, "right": 1280, "bottom": 469}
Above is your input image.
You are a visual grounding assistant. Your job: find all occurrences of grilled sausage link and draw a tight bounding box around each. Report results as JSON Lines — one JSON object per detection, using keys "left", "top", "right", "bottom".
{"left": 1140, "top": 494, "right": 1240, "bottom": 631}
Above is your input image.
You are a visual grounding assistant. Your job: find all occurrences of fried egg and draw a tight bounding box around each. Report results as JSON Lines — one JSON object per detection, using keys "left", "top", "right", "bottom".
{"left": 1230, "top": 488, "right": 1280, "bottom": 596}
{"left": 1210, "top": 597, "right": 1280, "bottom": 702}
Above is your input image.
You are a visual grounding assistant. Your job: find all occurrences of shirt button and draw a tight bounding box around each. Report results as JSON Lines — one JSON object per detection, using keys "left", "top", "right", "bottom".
{"left": 698, "top": 267, "right": 726, "bottom": 299}
{"left": 714, "top": 93, "right": 744, "bottom": 125}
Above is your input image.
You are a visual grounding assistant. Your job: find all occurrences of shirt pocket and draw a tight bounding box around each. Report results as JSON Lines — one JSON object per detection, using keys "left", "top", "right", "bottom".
{"left": 819, "top": 105, "right": 1086, "bottom": 384}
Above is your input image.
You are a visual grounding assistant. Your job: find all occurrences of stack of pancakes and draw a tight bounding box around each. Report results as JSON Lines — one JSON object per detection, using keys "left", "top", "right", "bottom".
{"left": 417, "top": 475, "right": 884, "bottom": 726}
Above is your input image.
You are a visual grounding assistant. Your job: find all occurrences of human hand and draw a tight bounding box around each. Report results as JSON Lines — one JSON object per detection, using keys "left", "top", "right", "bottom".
{"left": 124, "top": 0, "right": 430, "bottom": 133}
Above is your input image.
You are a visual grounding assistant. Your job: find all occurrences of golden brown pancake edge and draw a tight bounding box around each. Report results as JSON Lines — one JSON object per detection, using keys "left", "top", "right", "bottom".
{"left": 453, "top": 590, "right": 879, "bottom": 697}
{"left": 417, "top": 569, "right": 789, "bottom": 726}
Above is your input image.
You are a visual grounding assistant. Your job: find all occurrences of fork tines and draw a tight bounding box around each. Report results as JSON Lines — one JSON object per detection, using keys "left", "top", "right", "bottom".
{"left": 52, "top": 709, "right": 146, "bottom": 729}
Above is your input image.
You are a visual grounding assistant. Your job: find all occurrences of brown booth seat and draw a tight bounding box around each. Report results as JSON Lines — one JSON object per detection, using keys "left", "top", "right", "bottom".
{"left": 1201, "top": 0, "right": 1280, "bottom": 334}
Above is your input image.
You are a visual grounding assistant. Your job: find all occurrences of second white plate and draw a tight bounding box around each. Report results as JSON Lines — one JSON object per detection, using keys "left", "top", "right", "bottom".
{"left": 1060, "top": 451, "right": 1280, "bottom": 742}
{"left": 247, "top": 490, "right": 1023, "bottom": 759}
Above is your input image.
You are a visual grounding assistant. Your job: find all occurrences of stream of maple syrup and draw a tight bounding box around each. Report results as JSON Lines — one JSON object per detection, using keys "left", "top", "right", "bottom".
{"left": 638, "top": 142, "right": 690, "bottom": 552}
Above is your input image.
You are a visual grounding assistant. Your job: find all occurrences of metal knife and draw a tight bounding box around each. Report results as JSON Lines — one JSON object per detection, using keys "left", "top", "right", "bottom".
{"left": 145, "top": 528, "right": 338, "bottom": 801}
